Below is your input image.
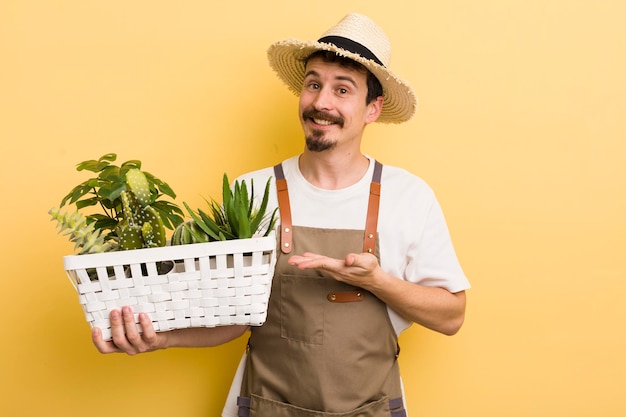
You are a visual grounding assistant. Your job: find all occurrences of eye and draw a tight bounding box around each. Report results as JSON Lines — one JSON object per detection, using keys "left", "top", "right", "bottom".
{"left": 337, "top": 87, "right": 349, "bottom": 95}
{"left": 307, "top": 82, "right": 320, "bottom": 90}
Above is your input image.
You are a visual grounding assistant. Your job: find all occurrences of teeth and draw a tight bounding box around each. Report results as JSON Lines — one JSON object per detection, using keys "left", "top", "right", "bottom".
{"left": 313, "top": 118, "right": 333, "bottom": 126}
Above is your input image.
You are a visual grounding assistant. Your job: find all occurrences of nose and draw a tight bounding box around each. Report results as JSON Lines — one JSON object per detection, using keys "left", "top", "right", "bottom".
{"left": 312, "top": 86, "right": 333, "bottom": 111}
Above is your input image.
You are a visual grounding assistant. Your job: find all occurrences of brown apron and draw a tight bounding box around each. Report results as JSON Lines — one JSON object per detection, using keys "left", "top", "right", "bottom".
{"left": 237, "top": 162, "right": 406, "bottom": 417}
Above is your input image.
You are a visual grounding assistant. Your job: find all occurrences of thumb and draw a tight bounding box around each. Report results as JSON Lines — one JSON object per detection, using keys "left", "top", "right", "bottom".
{"left": 345, "top": 253, "right": 359, "bottom": 267}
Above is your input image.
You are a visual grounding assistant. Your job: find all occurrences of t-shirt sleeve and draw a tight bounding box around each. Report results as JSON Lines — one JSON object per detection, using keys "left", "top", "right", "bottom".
{"left": 407, "top": 197, "right": 470, "bottom": 293}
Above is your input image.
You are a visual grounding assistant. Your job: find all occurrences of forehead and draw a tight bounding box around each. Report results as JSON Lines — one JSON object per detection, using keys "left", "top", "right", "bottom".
{"left": 303, "top": 56, "right": 368, "bottom": 84}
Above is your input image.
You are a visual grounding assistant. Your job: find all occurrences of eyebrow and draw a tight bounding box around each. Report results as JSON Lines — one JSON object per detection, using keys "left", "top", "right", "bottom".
{"left": 304, "top": 69, "right": 359, "bottom": 88}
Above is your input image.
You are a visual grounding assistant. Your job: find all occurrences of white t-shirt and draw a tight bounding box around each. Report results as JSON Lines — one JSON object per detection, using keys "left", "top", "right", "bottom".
{"left": 221, "top": 155, "right": 470, "bottom": 417}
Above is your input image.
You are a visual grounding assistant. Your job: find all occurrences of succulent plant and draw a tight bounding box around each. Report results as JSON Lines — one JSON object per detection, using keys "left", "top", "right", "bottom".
{"left": 48, "top": 207, "right": 118, "bottom": 254}
{"left": 171, "top": 174, "right": 278, "bottom": 245}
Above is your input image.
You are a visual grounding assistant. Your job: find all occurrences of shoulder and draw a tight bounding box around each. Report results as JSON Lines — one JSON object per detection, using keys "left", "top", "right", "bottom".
{"left": 379, "top": 163, "right": 436, "bottom": 204}
{"left": 235, "top": 156, "right": 299, "bottom": 184}
{"left": 235, "top": 166, "right": 274, "bottom": 184}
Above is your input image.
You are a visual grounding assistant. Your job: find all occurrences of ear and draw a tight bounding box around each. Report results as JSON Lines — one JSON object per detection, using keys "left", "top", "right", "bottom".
{"left": 365, "top": 96, "right": 384, "bottom": 124}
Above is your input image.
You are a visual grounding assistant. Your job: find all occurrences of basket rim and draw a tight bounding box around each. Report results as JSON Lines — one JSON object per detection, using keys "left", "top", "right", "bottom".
{"left": 63, "top": 232, "right": 276, "bottom": 270}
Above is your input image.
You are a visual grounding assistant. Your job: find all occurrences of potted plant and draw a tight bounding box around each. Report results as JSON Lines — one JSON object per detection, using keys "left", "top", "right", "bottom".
{"left": 50, "top": 153, "right": 278, "bottom": 340}
{"left": 49, "top": 153, "right": 184, "bottom": 254}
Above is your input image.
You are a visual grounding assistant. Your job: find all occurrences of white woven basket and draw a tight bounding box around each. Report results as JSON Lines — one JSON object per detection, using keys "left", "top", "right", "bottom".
{"left": 63, "top": 233, "right": 277, "bottom": 341}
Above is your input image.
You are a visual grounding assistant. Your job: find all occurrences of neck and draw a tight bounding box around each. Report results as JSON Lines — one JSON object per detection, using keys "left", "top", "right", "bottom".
{"left": 298, "top": 150, "right": 369, "bottom": 190}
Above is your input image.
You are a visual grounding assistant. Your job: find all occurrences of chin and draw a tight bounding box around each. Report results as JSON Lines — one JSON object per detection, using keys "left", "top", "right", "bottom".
{"left": 305, "top": 136, "right": 336, "bottom": 152}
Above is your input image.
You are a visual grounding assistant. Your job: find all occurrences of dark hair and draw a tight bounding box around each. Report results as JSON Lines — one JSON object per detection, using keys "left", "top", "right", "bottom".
{"left": 304, "top": 50, "right": 384, "bottom": 105}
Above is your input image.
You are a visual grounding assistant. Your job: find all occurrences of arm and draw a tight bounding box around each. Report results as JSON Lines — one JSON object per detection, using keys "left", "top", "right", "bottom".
{"left": 288, "top": 252, "right": 466, "bottom": 336}
{"left": 92, "top": 306, "right": 248, "bottom": 355}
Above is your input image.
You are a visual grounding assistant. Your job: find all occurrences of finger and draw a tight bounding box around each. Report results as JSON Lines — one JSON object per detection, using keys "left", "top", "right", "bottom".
{"left": 122, "top": 306, "right": 145, "bottom": 349}
{"left": 289, "top": 255, "right": 330, "bottom": 269}
{"left": 287, "top": 255, "right": 311, "bottom": 266}
{"left": 92, "top": 327, "right": 121, "bottom": 354}
{"left": 300, "top": 252, "right": 325, "bottom": 260}
{"left": 348, "top": 252, "right": 378, "bottom": 268}
{"left": 344, "top": 253, "right": 358, "bottom": 266}
{"left": 136, "top": 312, "right": 160, "bottom": 351}
{"left": 109, "top": 308, "right": 137, "bottom": 354}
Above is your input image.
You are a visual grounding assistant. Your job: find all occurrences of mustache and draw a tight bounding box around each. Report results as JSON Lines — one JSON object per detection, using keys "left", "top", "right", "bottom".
{"left": 302, "top": 109, "right": 344, "bottom": 127}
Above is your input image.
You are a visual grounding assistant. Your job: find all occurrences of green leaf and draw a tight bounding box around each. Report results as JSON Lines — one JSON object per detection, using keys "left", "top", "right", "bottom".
{"left": 184, "top": 222, "right": 209, "bottom": 243}
{"left": 222, "top": 173, "right": 232, "bottom": 209}
{"left": 120, "top": 159, "right": 142, "bottom": 170}
{"left": 98, "top": 153, "right": 117, "bottom": 162}
{"left": 107, "top": 181, "right": 127, "bottom": 202}
{"left": 92, "top": 217, "right": 119, "bottom": 233}
{"left": 198, "top": 208, "right": 228, "bottom": 240}
{"left": 118, "top": 161, "right": 142, "bottom": 181}
{"left": 97, "top": 181, "right": 128, "bottom": 207}
{"left": 249, "top": 177, "right": 272, "bottom": 234}
{"left": 183, "top": 202, "right": 217, "bottom": 240}
{"left": 60, "top": 183, "right": 92, "bottom": 207}
{"left": 75, "top": 197, "right": 99, "bottom": 209}
{"left": 237, "top": 201, "right": 251, "bottom": 238}
{"left": 265, "top": 207, "right": 279, "bottom": 236}
{"left": 152, "top": 201, "right": 184, "bottom": 230}
{"left": 76, "top": 160, "right": 103, "bottom": 173}
{"left": 99, "top": 165, "right": 122, "bottom": 181}
{"left": 75, "top": 154, "right": 116, "bottom": 173}
{"left": 209, "top": 199, "right": 226, "bottom": 227}
{"left": 144, "top": 172, "right": 177, "bottom": 199}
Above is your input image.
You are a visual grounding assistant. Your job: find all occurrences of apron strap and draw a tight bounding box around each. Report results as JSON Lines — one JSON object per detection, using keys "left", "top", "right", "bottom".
{"left": 364, "top": 160, "right": 383, "bottom": 254}
{"left": 236, "top": 396, "right": 251, "bottom": 417}
{"left": 274, "top": 163, "right": 293, "bottom": 254}
{"left": 389, "top": 396, "right": 408, "bottom": 417}
{"left": 273, "top": 160, "right": 383, "bottom": 255}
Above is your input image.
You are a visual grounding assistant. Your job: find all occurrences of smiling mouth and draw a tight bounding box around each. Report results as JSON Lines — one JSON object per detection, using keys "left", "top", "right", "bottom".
{"left": 312, "top": 118, "right": 334, "bottom": 126}
{"left": 303, "top": 110, "right": 344, "bottom": 128}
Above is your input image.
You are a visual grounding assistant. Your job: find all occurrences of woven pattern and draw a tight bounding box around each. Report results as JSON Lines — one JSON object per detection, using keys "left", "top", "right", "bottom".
{"left": 63, "top": 234, "right": 276, "bottom": 341}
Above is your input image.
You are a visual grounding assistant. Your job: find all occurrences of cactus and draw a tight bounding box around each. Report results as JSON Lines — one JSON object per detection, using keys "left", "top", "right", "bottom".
{"left": 125, "top": 167, "right": 152, "bottom": 207}
{"left": 116, "top": 169, "right": 168, "bottom": 250}
{"left": 49, "top": 208, "right": 118, "bottom": 254}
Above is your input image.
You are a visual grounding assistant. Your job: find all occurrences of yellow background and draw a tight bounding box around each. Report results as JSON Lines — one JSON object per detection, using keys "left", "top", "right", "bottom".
{"left": 1, "top": 1, "right": 625, "bottom": 416}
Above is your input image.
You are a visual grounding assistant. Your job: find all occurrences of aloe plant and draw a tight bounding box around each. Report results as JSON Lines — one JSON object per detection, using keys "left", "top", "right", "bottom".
{"left": 171, "top": 174, "right": 278, "bottom": 244}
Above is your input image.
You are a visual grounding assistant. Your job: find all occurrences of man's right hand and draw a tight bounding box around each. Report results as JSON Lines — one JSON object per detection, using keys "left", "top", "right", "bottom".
{"left": 92, "top": 306, "right": 168, "bottom": 355}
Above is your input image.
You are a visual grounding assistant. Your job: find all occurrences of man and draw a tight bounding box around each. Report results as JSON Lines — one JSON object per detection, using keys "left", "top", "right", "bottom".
{"left": 93, "top": 13, "right": 470, "bottom": 417}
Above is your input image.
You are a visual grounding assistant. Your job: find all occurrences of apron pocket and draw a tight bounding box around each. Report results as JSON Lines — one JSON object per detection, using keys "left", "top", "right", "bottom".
{"left": 280, "top": 273, "right": 326, "bottom": 344}
{"left": 248, "top": 394, "right": 395, "bottom": 417}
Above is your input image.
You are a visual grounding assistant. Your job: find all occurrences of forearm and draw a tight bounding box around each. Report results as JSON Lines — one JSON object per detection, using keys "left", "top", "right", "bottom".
{"left": 92, "top": 307, "right": 249, "bottom": 355}
{"left": 166, "top": 325, "right": 249, "bottom": 348}
{"left": 366, "top": 271, "right": 466, "bottom": 336}
{"left": 289, "top": 252, "right": 467, "bottom": 335}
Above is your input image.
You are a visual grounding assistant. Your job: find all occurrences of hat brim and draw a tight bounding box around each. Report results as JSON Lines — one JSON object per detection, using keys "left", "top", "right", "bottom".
{"left": 267, "top": 39, "right": 418, "bottom": 124}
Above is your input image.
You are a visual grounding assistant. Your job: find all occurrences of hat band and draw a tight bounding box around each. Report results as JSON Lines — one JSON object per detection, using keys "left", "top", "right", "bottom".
{"left": 317, "top": 35, "right": 385, "bottom": 67}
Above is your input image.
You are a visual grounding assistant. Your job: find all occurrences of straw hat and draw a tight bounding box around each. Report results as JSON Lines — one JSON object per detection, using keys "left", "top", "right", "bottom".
{"left": 267, "top": 13, "right": 417, "bottom": 124}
